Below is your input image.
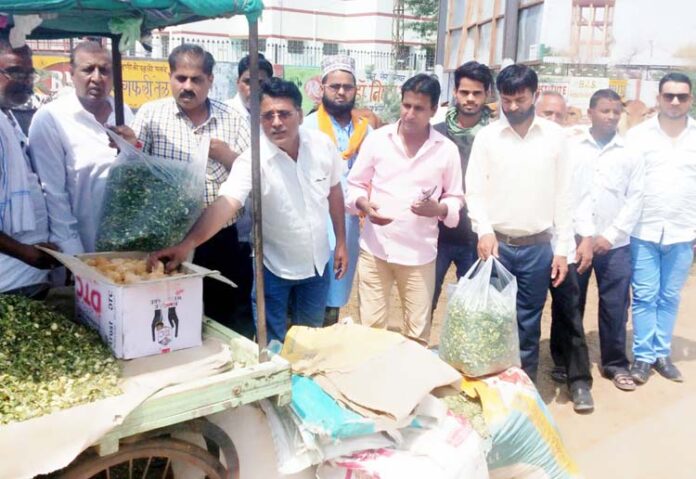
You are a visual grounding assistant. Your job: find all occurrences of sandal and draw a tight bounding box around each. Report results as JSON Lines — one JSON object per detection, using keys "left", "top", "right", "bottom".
{"left": 612, "top": 372, "right": 637, "bottom": 391}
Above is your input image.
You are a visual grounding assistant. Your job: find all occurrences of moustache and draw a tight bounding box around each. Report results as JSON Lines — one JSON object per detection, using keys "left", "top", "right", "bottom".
{"left": 180, "top": 91, "right": 195, "bottom": 99}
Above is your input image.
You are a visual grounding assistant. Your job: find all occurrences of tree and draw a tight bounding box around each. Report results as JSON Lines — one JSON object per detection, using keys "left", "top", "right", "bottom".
{"left": 405, "top": 0, "right": 438, "bottom": 41}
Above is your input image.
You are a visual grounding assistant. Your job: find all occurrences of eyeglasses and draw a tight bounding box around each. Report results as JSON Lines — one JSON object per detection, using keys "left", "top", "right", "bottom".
{"left": 661, "top": 93, "right": 691, "bottom": 103}
{"left": 241, "top": 78, "right": 266, "bottom": 86}
{"left": 326, "top": 83, "right": 356, "bottom": 93}
{"left": 0, "top": 67, "right": 36, "bottom": 82}
{"left": 261, "top": 110, "right": 295, "bottom": 122}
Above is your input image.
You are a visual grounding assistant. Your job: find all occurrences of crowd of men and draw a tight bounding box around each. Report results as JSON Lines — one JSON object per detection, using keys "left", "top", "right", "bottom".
{"left": 1, "top": 39, "right": 695, "bottom": 415}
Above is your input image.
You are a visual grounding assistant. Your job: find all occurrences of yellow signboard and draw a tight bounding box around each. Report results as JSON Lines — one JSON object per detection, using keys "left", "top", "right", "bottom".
{"left": 33, "top": 55, "right": 171, "bottom": 109}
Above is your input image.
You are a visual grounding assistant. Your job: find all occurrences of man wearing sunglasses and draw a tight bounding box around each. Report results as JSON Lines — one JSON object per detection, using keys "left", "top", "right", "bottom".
{"left": 303, "top": 55, "right": 369, "bottom": 326}
{"left": 627, "top": 72, "right": 696, "bottom": 384}
{"left": 0, "top": 41, "right": 59, "bottom": 298}
{"left": 149, "top": 78, "right": 347, "bottom": 343}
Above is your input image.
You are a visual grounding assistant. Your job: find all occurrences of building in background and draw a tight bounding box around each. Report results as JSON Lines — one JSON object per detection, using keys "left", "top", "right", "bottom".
{"left": 436, "top": 0, "right": 696, "bottom": 116}
{"left": 27, "top": 0, "right": 436, "bottom": 120}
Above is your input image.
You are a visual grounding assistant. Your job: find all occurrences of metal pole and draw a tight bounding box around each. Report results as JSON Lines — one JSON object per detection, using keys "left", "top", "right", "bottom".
{"left": 248, "top": 19, "right": 268, "bottom": 361}
{"left": 110, "top": 35, "right": 125, "bottom": 126}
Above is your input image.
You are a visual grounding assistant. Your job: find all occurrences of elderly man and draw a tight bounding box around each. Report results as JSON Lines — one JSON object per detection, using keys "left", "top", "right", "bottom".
{"left": 0, "top": 41, "right": 57, "bottom": 297}
{"left": 303, "top": 55, "right": 369, "bottom": 325}
{"left": 536, "top": 91, "right": 595, "bottom": 412}
{"left": 431, "top": 61, "right": 492, "bottom": 311}
{"left": 466, "top": 64, "right": 573, "bottom": 383}
{"left": 115, "top": 44, "right": 253, "bottom": 337}
{"left": 149, "top": 78, "right": 347, "bottom": 343}
{"left": 628, "top": 73, "right": 696, "bottom": 384}
{"left": 346, "top": 74, "right": 464, "bottom": 342}
{"left": 29, "top": 40, "right": 134, "bottom": 254}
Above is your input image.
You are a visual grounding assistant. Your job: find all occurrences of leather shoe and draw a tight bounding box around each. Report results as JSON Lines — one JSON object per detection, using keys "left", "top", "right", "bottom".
{"left": 550, "top": 365, "right": 568, "bottom": 384}
{"left": 630, "top": 360, "right": 652, "bottom": 384}
{"left": 653, "top": 357, "right": 683, "bottom": 382}
{"left": 570, "top": 383, "right": 594, "bottom": 413}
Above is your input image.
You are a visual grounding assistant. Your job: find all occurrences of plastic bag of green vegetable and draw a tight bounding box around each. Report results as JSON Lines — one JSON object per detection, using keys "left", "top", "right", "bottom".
{"left": 95, "top": 130, "right": 209, "bottom": 252}
{"left": 439, "top": 257, "right": 520, "bottom": 377}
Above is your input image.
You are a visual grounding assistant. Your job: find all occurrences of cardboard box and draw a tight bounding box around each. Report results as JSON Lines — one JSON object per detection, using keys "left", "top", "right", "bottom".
{"left": 43, "top": 250, "right": 236, "bottom": 360}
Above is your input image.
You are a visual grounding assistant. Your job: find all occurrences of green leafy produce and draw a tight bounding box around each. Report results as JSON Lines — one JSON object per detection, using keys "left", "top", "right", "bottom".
{"left": 439, "top": 296, "right": 519, "bottom": 377}
{"left": 0, "top": 295, "right": 121, "bottom": 424}
{"left": 441, "top": 394, "right": 490, "bottom": 440}
{"left": 96, "top": 161, "right": 202, "bottom": 252}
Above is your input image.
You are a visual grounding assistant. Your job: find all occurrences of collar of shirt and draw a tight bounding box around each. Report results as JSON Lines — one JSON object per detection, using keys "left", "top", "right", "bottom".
{"left": 386, "top": 120, "right": 444, "bottom": 159}
{"left": 644, "top": 114, "right": 696, "bottom": 139}
{"left": 578, "top": 126, "right": 625, "bottom": 152}
{"left": 229, "top": 93, "right": 250, "bottom": 121}
{"left": 496, "top": 113, "right": 550, "bottom": 140}
{"left": 64, "top": 90, "right": 119, "bottom": 126}
{"left": 172, "top": 97, "right": 218, "bottom": 131}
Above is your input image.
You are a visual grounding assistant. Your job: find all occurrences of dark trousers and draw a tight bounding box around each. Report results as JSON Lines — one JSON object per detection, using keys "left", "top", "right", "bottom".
{"left": 193, "top": 224, "right": 255, "bottom": 339}
{"left": 549, "top": 265, "right": 593, "bottom": 387}
{"left": 432, "top": 239, "right": 479, "bottom": 310}
{"left": 577, "top": 245, "right": 631, "bottom": 377}
{"left": 496, "top": 241, "right": 554, "bottom": 382}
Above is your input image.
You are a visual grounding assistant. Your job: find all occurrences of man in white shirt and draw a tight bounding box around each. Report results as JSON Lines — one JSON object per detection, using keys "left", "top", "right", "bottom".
{"left": 627, "top": 73, "right": 696, "bottom": 384}
{"left": 149, "top": 78, "right": 347, "bottom": 343}
{"left": 536, "top": 91, "right": 595, "bottom": 412}
{"left": 0, "top": 41, "right": 57, "bottom": 297}
{"left": 225, "top": 53, "right": 273, "bottom": 122}
{"left": 29, "top": 40, "right": 134, "bottom": 254}
{"left": 574, "top": 89, "right": 644, "bottom": 392}
{"left": 466, "top": 64, "right": 573, "bottom": 383}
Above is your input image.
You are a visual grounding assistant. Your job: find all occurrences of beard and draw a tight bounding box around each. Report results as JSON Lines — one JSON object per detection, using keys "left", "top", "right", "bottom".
{"left": 455, "top": 101, "right": 483, "bottom": 117}
{"left": 322, "top": 95, "right": 355, "bottom": 116}
{"left": 504, "top": 105, "right": 535, "bottom": 125}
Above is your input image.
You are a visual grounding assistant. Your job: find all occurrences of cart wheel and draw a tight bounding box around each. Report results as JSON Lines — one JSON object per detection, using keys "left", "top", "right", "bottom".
{"left": 59, "top": 438, "right": 228, "bottom": 479}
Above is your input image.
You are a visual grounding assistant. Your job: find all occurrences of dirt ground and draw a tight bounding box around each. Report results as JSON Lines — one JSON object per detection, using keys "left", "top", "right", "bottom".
{"left": 342, "top": 264, "right": 696, "bottom": 479}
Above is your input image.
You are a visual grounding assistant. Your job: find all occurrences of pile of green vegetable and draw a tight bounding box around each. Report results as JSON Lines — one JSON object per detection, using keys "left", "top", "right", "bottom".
{"left": 0, "top": 295, "right": 121, "bottom": 424}
{"left": 96, "top": 160, "right": 202, "bottom": 252}
{"left": 439, "top": 296, "right": 519, "bottom": 377}
{"left": 441, "top": 393, "right": 490, "bottom": 440}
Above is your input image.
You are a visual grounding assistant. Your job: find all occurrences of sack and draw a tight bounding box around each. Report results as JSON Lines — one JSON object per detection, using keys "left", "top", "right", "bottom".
{"left": 439, "top": 257, "right": 520, "bottom": 377}
{"left": 96, "top": 131, "right": 208, "bottom": 252}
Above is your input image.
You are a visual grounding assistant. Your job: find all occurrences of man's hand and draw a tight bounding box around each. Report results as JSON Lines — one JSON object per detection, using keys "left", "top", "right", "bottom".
{"left": 551, "top": 255, "right": 568, "bottom": 288}
{"left": 593, "top": 236, "right": 613, "bottom": 256}
{"left": 19, "top": 242, "right": 61, "bottom": 269}
{"left": 411, "top": 198, "right": 447, "bottom": 218}
{"left": 108, "top": 125, "right": 138, "bottom": 148}
{"left": 148, "top": 240, "right": 194, "bottom": 274}
{"left": 477, "top": 233, "right": 499, "bottom": 260}
{"left": 333, "top": 242, "right": 348, "bottom": 280}
{"left": 575, "top": 236, "right": 593, "bottom": 274}
{"left": 357, "top": 198, "right": 393, "bottom": 226}
{"left": 208, "top": 138, "right": 238, "bottom": 170}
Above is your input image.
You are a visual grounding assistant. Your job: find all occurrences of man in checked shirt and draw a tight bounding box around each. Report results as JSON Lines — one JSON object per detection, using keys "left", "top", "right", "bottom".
{"left": 114, "top": 44, "right": 253, "bottom": 337}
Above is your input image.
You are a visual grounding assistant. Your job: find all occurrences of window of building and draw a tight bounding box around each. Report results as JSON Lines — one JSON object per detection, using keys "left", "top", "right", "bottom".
{"left": 323, "top": 43, "right": 339, "bottom": 56}
{"left": 516, "top": 4, "right": 543, "bottom": 62}
{"left": 425, "top": 46, "right": 435, "bottom": 69}
{"left": 160, "top": 34, "right": 170, "bottom": 58}
{"left": 240, "top": 38, "right": 267, "bottom": 53}
{"left": 287, "top": 40, "right": 305, "bottom": 54}
{"left": 443, "top": 0, "right": 545, "bottom": 70}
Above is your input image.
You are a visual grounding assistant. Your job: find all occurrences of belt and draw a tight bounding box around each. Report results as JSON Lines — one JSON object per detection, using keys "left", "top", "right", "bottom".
{"left": 495, "top": 230, "right": 552, "bottom": 247}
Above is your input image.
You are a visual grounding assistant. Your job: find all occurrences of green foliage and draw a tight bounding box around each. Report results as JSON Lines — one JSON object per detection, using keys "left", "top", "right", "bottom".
{"left": 405, "top": 0, "right": 438, "bottom": 41}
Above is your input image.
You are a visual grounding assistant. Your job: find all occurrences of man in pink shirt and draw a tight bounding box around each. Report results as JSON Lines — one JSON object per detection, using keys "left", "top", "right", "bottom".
{"left": 346, "top": 74, "right": 464, "bottom": 341}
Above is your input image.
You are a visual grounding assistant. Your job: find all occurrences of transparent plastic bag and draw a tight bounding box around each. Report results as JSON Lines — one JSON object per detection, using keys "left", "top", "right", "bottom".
{"left": 439, "top": 257, "right": 520, "bottom": 377}
{"left": 96, "top": 130, "right": 209, "bottom": 252}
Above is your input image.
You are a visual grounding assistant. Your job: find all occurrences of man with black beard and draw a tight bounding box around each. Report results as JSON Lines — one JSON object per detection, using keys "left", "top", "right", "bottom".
{"left": 304, "top": 56, "right": 370, "bottom": 325}
{"left": 431, "top": 61, "right": 492, "bottom": 311}
{"left": 466, "top": 64, "right": 573, "bottom": 383}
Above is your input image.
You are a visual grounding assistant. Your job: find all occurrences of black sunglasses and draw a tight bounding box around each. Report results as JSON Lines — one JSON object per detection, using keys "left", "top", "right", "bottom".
{"left": 661, "top": 93, "right": 691, "bottom": 103}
